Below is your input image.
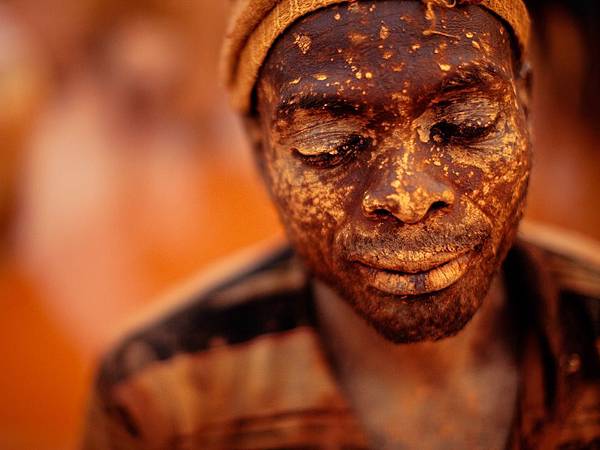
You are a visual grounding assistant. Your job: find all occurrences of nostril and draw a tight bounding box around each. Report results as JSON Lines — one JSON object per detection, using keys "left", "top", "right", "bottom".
{"left": 372, "top": 208, "right": 393, "bottom": 218}
{"left": 430, "top": 200, "right": 448, "bottom": 213}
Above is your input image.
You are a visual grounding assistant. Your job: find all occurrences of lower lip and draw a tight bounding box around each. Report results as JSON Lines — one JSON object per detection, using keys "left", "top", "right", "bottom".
{"left": 357, "top": 253, "right": 473, "bottom": 297}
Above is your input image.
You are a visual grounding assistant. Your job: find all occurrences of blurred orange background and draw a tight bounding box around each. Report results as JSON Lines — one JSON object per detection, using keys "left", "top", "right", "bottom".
{"left": 0, "top": 1, "right": 598, "bottom": 449}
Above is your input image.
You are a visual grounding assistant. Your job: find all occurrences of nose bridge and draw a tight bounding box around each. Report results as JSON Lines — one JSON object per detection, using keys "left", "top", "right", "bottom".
{"left": 383, "top": 129, "right": 426, "bottom": 184}
{"left": 362, "top": 141, "right": 455, "bottom": 224}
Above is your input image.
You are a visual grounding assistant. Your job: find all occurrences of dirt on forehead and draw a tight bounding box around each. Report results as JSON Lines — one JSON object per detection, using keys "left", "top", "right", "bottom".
{"left": 260, "top": 0, "right": 514, "bottom": 116}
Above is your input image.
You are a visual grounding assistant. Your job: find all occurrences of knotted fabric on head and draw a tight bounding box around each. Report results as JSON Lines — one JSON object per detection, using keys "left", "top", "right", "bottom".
{"left": 221, "top": 0, "right": 530, "bottom": 114}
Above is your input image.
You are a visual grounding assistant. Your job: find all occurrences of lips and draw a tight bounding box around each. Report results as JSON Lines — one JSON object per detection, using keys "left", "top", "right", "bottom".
{"left": 354, "top": 251, "right": 473, "bottom": 296}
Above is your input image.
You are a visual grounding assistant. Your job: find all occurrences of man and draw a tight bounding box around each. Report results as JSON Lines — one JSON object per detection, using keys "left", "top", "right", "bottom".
{"left": 82, "top": 1, "right": 600, "bottom": 449}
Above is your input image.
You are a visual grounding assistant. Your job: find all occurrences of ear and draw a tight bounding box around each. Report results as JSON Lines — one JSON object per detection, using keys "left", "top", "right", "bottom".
{"left": 516, "top": 60, "right": 533, "bottom": 121}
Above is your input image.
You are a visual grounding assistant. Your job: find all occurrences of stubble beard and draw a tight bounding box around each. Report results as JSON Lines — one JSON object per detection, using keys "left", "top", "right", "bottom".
{"left": 289, "top": 204, "right": 525, "bottom": 344}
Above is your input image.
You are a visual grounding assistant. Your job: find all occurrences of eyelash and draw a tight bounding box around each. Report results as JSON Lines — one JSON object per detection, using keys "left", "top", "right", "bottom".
{"left": 289, "top": 108, "right": 498, "bottom": 167}
{"left": 428, "top": 103, "right": 501, "bottom": 145}
{"left": 429, "top": 121, "right": 494, "bottom": 145}
{"left": 292, "top": 134, "right": 372, "bottom": 168}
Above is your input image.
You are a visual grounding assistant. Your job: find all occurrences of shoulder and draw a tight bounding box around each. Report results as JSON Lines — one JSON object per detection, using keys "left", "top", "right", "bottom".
{"left": 517, "top": 221, "right": 600, "bottom": 299}
{"left": 513, "top": 223, "right": 600, "bottom": 450}
{"left": 515, "top": 221, "right": 600, "bottom": 341}
{"left": 95, "top": 240, "right": 312, "bottom": 390}
{"left": 513, "top": 221, "right": 600, "bottom": 375}
{"left": 82, "top": 241, "right": 359, "bottom": 449}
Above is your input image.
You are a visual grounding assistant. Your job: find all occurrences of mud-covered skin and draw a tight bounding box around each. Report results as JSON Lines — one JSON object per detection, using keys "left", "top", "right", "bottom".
{"left": 252, "top": 0, "right": 531, "bottom": 343}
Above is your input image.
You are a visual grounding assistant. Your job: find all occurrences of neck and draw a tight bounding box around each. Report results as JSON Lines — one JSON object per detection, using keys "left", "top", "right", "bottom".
{"left": 314, "top": 274, "right": 519, "bottom": 450}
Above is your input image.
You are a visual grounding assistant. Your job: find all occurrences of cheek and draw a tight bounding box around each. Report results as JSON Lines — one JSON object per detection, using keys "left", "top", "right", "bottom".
{"left": 264, "top": 144, "right": 355, "bottom": 240}
{"left": 440, "top": 117, "right": 531, "bottom": 220}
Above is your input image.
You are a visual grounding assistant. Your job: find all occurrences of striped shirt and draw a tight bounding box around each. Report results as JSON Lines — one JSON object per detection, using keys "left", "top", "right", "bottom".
{"left": 82, "top": 227, "right": 600, "bottom": 449}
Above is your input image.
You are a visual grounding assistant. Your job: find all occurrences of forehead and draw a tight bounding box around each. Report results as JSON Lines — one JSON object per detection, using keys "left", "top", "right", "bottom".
{"left": 259, "top": 0, "right": 514, "bottom": 110}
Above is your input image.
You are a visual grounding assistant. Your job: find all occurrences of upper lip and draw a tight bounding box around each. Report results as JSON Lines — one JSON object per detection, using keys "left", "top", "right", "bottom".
{"left": 353, "top": 250, "right": 470, "bottom": 274}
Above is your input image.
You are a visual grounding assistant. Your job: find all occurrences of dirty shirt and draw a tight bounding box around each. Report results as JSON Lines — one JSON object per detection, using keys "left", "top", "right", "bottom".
{"left": 82, "top": 235, "right": 600, "bottom": 450}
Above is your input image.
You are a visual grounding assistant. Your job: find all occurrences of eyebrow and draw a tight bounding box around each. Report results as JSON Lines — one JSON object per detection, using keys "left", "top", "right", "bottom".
{"left": 275, "top": 94, "right": 365, "bottom": 121}
{"left": 431, "top": 63, "right": 512, "bottom": 100}
{"left": 274, "top": 62, "right": 512, "bottom": 120}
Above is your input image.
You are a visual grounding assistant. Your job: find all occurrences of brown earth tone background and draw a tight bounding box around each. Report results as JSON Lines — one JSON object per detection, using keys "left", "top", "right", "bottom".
{"left": 0, "top": 1, "right": 598, "bottom": 449}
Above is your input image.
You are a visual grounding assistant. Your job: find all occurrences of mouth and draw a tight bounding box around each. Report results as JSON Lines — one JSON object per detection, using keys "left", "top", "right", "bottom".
{"left": 354, "top": 251, "right": 474, "bottom": 297}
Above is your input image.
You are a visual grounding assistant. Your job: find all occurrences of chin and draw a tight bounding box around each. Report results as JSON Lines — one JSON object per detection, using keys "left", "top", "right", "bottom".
{"left": 353, "top": 270, "right": 492, "bottom": 343}
{"left": 325, "top": 248, "right": 501, "bottom": 344}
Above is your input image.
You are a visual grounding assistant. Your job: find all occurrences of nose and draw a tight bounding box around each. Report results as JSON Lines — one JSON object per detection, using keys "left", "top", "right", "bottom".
{"left": 362, "top": 161, "right": 455, "bottom": 224}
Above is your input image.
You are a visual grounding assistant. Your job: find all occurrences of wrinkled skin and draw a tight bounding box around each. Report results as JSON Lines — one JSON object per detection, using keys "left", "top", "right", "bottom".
{"left": 250, "top": 0, "right": 531, "bottom": 343}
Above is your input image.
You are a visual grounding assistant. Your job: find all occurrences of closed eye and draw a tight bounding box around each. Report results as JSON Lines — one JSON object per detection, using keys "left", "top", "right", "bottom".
{"left": 430, "top": 114, "right": 499, "bottom": 145}
{"left": 292, "top": 134, "right": 372, "bottom": 168}
{"left": 427, "top": 95, "right": 501, "bottom": 145}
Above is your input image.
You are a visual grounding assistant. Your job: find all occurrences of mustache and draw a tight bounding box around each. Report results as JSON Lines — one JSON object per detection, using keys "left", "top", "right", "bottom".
{"left": 338, "top": 219, "right": 491, "bottom": 266}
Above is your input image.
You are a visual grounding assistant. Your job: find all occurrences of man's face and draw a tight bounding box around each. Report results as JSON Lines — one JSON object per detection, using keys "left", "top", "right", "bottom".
{"left": 253, "top": 0, "right": 531, "bottom": 343}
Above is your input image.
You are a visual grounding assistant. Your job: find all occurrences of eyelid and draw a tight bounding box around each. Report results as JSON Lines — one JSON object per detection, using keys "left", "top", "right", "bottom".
{"left": 432, "top": 97, "right": 501, "bottom": 124}
{"left": 278, "top": 115, "right": 367, "bottom": 149}
{"left": 292, "top": 134, "right": 372, "bottom": 168}
{"left": 288, "top": 130, "right": 356, "bottom": 156}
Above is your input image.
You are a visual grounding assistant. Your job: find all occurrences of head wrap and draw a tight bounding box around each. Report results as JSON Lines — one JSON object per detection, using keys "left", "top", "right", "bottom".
{"left": 222, "top": 0, "right": 530, "bottom": 114}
